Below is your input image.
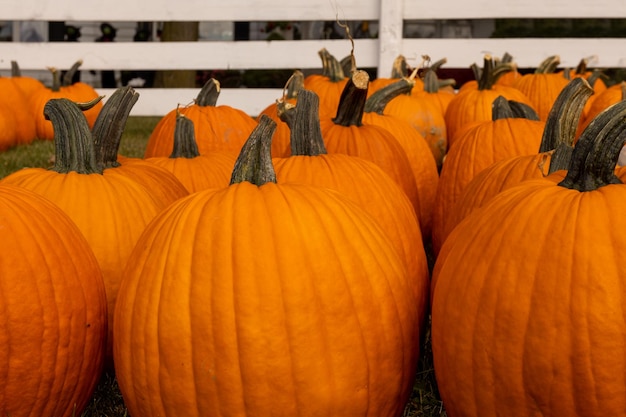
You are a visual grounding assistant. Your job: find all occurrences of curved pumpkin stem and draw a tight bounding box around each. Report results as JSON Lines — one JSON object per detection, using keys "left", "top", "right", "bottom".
{"left": 318, "top": 48, "right": 346, "bottom": 82}
{"left": 282, "top": 70, "right": 305, "bottom": 101}
{"left": 62, "top": 59, "right": 83, "bottom": 86}
{"left": 390, "top": 55, "right": 411, "bottom": 78}
{"left": 44, "top": 98, "right": 102, "bottom": 174}
{"left": 230, "top": 115, "right": 277, "bottom": 186}
{"left": 538, "top": 77, "right": 594, "bottom": 173}
{"left": 170, "top": 113, "right": 200, "bottom": 158}
{"left": 195, "top": 78, "right": 220, "bottom": 107}
{"left": 363, "top": 75, "right": 415, "bottom": 114}
{"left": 491, "top": 96, "right": 539, "bottom": 121}
{"left": 290, "top": 89, "right": 327, "bottom": 156}
{"left": 535, "top": 55, "right": 560, "bottom": 74}
{"left": 92, "top": 86, "right": 139, "bottom": 169}
{"left": 332, "top": 70, "right": 370, "bottom": 126}
{"left": 558, "top": 99, "right": 626, "bottom": 191}
{"left": 477, "top": 55, "right": 513, "bottom": 90}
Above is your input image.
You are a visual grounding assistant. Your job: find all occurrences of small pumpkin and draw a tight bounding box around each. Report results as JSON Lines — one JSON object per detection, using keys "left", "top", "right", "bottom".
{"left": 145, "top": 112, "right": 237, "bottom": 193}
{"left": 29, "top": 61, "right": 103, "bottom": 140}
{"left": 144, "top": 78, "right": 258, "bottom": 157}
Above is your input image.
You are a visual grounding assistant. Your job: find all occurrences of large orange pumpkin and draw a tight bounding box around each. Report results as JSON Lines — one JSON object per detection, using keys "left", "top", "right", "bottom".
{"left": 114, "top": 115, "right": 421, "bottom": 417}
{"left": 431, "top": 98, "right": 626, "bottom": 417}
{"left": 0, "top": 184, "right": 107, "bottom": 417}
{"left": 1, "top": 90, "right": 188, "bottom": 368}
{"left": 441, "top": 78, "right": 595, "bottom": 245}
{"left": 318, "top": 70, "right": 422, "bottom": 222}
{"left": 272, "top": 88, "right": 430, "bottom": 319}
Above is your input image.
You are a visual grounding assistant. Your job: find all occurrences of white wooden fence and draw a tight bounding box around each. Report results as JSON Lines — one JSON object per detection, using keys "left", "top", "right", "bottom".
{"left": 2, "top": 0, "right": 626, "bottom": 116}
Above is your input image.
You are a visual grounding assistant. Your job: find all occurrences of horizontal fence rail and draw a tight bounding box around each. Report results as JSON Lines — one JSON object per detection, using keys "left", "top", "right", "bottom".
{"left": 2, "top": 0, "right": 626, "bottom": 115}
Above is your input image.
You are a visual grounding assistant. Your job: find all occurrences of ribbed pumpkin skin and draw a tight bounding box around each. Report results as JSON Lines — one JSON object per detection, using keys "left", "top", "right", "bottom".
{"left": 0, "top": 185, "right": 106, "bottom": 417}
{"left": 513, "top": 73, "right": 570, "bottom": 121}
{"left": 114, "top": 181, "right": 420, "bottom": 417}
{"left": 431, "top": 179, "right": 626, "bottom": 417}
{"left": 0, "top": 169, "right": 179, "bottom": 366}
{"left": 431, "top": 117, "right": 545, "bottom": 253}
{"left": 273, "top": 153, "right": 430, "bottom": 316}
{"left": 144, "top": 105, "right": 258, "bottom": 157}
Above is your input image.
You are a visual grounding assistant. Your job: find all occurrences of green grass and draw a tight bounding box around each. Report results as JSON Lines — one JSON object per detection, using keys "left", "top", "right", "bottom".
{"left": 1, "top": 116, "right": 445, "bottom": 417}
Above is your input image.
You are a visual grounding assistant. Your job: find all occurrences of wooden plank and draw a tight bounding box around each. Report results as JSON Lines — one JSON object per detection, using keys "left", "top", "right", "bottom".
{"left": 399, "top": 38, "right": 626, "bottom": 69}
{"left": 97, "top": 88, "right": 284, "bottom": 117}
{"left": 0, "top": 39, "right": 376, "bottom": 71}
{"left": 0, "top": 0, "right": 380, "bottom": 21}
{"left": 404, "top": 0, "right": 626, "bottom": 19}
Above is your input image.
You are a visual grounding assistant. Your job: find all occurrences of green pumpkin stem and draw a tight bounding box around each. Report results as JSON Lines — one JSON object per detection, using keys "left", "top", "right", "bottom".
{"left": 45, "top": 98, "right": 102, "bottom": 174}
{"left": 332, "top": 70, "right": 369, "bottom": 126}
{"left": 538, "top": 78, "right": 594, "bottom": 173}
{"left": 62, "top": 60, "right": 83, "bottom": 86}
{"left": 170, "top": 113, "right": 200, "bottom": 158}
{"left": 318, "top": 48, "right": 346, "bottom": 82}
{"left": 10, "top": 61, "right": 21, "bottom": 77}
{"left": 535, "top": 55, "right": 560, "bottom": 74}
{"left": 390, "top": 55, "right": 411, "bottom": 78}
{"left": 290, "top": 89, "right": 327, "bottom": 156}
{"left": 363, "top": 75, "right": 415, "bottom": 115}
{"left": 230, "top": 115, "right": 277, "bottom": 186}
{"left": 92, "top": 86, "right": 140, "bottom": 169}
{"left": 195, "top": 78, "right": 220, "bottom": 107}
{"left": 558, "top": 99, "right": 626, "bottom": 191}
{"left": 491, "top": 96, "right": 540, "bottom": 121}
{"left": 477, "top": 55, "right": 509, "bottom": 90}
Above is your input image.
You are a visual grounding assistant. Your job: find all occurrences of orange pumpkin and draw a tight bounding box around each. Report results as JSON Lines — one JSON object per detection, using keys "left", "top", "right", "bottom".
{"left": 431, "top": 98, "right": 626, "bottom": 417}
{"left": 431, "top": 95, "right": 545, "bottom": 253}
{"left": 0, "top": 184, "right": 107, "bottom": 417}
{"left": 1, "top": 89, "right": 188, "bottom": 368}
{"left": 445, "top": 55, "right": 535, "bottom": 147}
{"left": 513, "top": 55, "right": 570, "bottom": 121}
{"left": 114, "top": 115, "right": 421, "bottom": 417}
{"left": 442, "top": 78, "right": 595, "bottom": 245}
{"left": 144, "top": 78, "right": 258, "bottom": 157}
{"left": 145, "top": 113, "right": 236, "bottom": 193}
{"left": 318, "top": 70, "right": 422, "bottom": 223}
{"left": 29, "top": 61, "right": 103, "bottom": 140}
{"left": 303, "top": 48, "right": 349, "bottom": 117}
{"left": 273, "top": 88, "right": 430, "bottom": 315}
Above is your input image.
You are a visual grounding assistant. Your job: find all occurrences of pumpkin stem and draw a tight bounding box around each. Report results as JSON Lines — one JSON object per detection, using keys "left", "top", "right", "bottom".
{"left": 558, "top": 99, "right": 626, "bottom": 191}
{"left": 363, "top": 75, "right": 414, "bottom": 114}
{"left": 92, "top": 86, "right": 140, "bottom": 169}
{"left": 332, "top": 70, "right": 369, "bottom": 126}
{"left": 282, "top": 70, "right": 305, "bottom": 101}
{"left": 170, "top": 113, "right": 200, "bottom": 158}
{"left": 477, "top": 55, "right": 513, "bottom": 90}
{"left": 195, "top": 78, "right": 220, "bottom": 107}
{"left": 10, "top": 60, "right": 21, "bottom": 77}
{"left": 318, "top": 48, "right": 346, "bottom": 82}
{"left": 62, "top": 59, "right": 83, "bottom": 86}
{"left": 390, "top": 55, "right": 411, "bottom": 78}
{"left": 230, "top": 115, "right": 277, "bottom": 186}
{"left": 290, "top": 89, "right": 327, "bottom": 156}
{"left": 48, "top": 67, "right": 62, "bottom": 92}
{"left": 45, "top": 98, "right": 102, "bottom": 174}
{"left": 538, "top": 77, "right": 594, "bottom": 173}
{"left": 491, "top": 96, "right": 540, "bottom": 121}
{"left": 535, "top": 55, "right": 560, "bottom": 74}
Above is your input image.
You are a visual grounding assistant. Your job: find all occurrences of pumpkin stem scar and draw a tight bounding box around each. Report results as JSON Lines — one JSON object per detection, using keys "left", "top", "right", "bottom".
{"left": 558, "top": 99, "right": 626, "bottom": 191}
{"left": 230, "top": 114, "right": 277, "bottom": 186}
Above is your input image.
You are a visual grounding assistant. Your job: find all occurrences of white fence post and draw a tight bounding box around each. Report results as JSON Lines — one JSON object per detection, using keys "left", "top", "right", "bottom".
{"left": 377, "top": 0, "right": 403, "bottom": 78}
